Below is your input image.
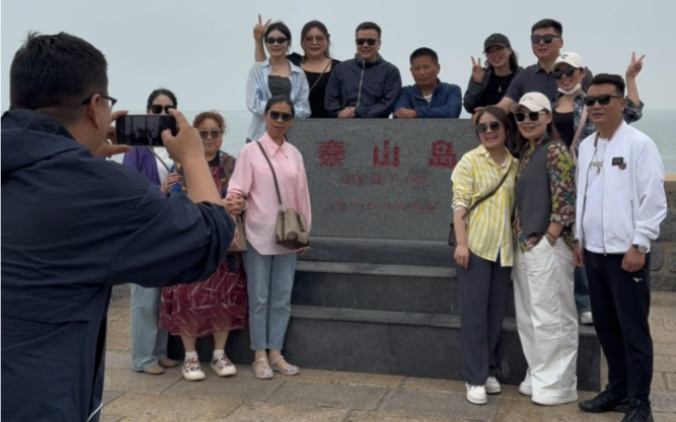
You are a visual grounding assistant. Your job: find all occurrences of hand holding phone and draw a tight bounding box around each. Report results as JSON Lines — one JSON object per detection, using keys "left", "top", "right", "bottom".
{"left": 161, "top": 109, "right": 205, "bottom": 164}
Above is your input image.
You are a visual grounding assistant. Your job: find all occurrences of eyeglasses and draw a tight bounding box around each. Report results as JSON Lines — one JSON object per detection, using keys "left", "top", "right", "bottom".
{"left": 530, "top": 34, "right": 560, "bottom": 44}
{"left": 305, "top": 35, "right": 326, "bottom": 43}
{"left": 476, "top": 120, "right": 502, "bottom": 133}
{"left": 265, "top": 37, "right": 288, "bottom": 45}
{"left": 82, "top": 93, "right": 117, "bottom": 107}
{"left": 199, "top": 130, "right": 222, "bottom": 140}
{"left": 584, "top": 94, "right": 623, "bottom": 107}
{"left": 515, "top": 111, "right": 546, "bottom": 122}
{"left": 356, "top": 38, "right": 377, "bottom": 46}
{"left": 150, "top": 105, "right": 175, "bottom": 114}
{"left": 552, "top": 66, "right": 576, "bottom": 79}
{"left": 269, "top": 111, "right": 293, "bottom": 122}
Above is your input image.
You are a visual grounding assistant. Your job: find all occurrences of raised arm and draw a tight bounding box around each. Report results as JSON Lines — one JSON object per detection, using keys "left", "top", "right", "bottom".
{"left": 624, "top": 52, "right": 645, "bottom": 123}
{"left": 253, "top": 14, "right": 270, "bottom": 62}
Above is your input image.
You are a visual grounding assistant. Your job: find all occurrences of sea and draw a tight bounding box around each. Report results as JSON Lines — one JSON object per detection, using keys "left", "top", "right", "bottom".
{"left": 114, "top": 110, "right": 676, "bottom": 173}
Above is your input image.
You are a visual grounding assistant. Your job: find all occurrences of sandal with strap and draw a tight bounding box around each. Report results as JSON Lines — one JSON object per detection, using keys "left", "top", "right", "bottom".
{"left": 270, "top": 356, "right": 300, "bottom": 376}
{"left": 252, "top": 357, "right": 273, "bottom": 380}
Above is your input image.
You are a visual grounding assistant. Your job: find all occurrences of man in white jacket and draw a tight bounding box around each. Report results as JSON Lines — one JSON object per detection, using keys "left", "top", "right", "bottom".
{"left": 574, "top": 73, "right": 667, "bottom": 422}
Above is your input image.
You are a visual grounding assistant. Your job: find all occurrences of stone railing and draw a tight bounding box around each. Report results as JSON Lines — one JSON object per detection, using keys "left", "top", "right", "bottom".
{"left": 652, "top": 178, "right": 676, "bottom": 291}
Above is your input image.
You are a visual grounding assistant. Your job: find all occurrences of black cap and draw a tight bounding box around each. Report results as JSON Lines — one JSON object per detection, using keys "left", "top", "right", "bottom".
{"left": 483, "top": 33, "right": 510, "bottom": 52}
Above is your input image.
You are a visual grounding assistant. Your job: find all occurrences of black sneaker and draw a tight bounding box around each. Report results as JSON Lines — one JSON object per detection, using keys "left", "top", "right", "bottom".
{"left": 578, "top": 387, "right": 628, "bottom": 413}
{"left": 621, "top": 398, "right": 653, "bottom": 422}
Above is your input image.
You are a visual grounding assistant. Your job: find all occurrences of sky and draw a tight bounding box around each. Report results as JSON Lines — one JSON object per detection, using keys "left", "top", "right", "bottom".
{"left": 2, "top": 0, "right": 675, "bottom": 115}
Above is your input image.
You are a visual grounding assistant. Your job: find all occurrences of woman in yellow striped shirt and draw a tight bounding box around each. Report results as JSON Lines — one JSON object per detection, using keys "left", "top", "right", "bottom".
{"left": 451, "top": 106, "right": 518, "bottom": 405}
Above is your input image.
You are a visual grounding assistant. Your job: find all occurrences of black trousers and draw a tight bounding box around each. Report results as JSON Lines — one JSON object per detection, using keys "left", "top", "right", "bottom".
{"left": 584, "top": 250, "right": 653, "bottom": 401}
{"left": 457, "top": 251, "right": 511, "bottom": 385}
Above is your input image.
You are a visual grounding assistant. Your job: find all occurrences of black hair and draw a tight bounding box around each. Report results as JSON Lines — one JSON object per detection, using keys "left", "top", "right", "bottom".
{"left": 265, "top": 22, "right": 292, "bottom": 44}
{"left": 508, "top": 50, "right": 520, "bottom": 72}
{"left": 264, "top": 95, "right": 295, "bottom": 117}
{"left": 531, "top": 18, "right": 563, "bottom": 36}
{"left": 356, "top": 22, "right": 382, "bottom": 39}
{"left": 9, "top": 31, "right": 108, "bottom": 125}
{"left": 590, "top": 73, "right": 625, "bottom": 97}
{"left": 146, "top": 88, "right": 177, "bottom": 110}
{"left": 301, "top": 20, "right": 332, "bottom": 58}
{"left": 473, "top": 106, "right": 513, "bottom": 141}
{"left": 410, "top": 47, "right": 438, "bottom": 64}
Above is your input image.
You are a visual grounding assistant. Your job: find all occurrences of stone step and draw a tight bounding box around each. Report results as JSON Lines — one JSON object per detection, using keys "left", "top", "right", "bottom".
{"left": 167, "top": 305, "right": 601, "bottom": 392}
{"left": 292, "top": 260, "right": 517, "bottom": 318}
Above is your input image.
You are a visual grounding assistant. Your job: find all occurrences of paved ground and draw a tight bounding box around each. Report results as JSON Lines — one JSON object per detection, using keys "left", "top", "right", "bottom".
{"left": 101, "top": 292, "right": 676, "bottom": 422}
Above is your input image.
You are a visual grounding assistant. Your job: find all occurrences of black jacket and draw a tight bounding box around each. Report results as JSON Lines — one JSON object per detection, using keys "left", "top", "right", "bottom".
{"left": 1, "top": 110, "right": 234, "bottom": 422}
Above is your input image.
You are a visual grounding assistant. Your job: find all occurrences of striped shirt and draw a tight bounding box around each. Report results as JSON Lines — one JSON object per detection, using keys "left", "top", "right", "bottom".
{"left": 451, "top": 145, "right": 518, "bottom": 266}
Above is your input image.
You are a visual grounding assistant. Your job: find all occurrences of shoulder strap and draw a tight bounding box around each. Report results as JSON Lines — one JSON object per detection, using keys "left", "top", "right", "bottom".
{"left": 308, "top": 60, "right": 332, "bottom": 93}
{"left": 569, "top": 106, "right": 588, "bottom": 164}
{"left": 147, "top": 147, "right": 172, "bottom": 173}
{"left": 465, "top": 159, "right": 513, "bottom": 215}
{"left": 255, "top": 141, "right": 283, "bottom": 207}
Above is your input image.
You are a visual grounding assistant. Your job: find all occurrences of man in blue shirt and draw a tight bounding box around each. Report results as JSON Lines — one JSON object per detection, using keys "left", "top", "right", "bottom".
{"left": 2, "top": 32, "right": 239, "bottom": 422}
{"left": 394, "top": 47, "right": 462, "bottom": 118}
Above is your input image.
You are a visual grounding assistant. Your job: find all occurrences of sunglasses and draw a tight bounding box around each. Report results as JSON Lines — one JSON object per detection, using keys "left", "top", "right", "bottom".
{"left": 356, "top": 38, "right": 377, "bottom": 46}
{"left": 530, "top": 34, "right": 560, "bottom": 44}
{"left": 584, "top": 94, "right": 623, "bottom": 107}
{"left": 476, "top": 120, "right": 502, "bottom": 133}
{"left": 269, "top": 111, "right": 293, "bottom": 122}
{"left": 265, "top": 37, "right": 288, "bottom": 45}
{"left": 515, "top": 111, "right": 546, "bottom": 122}
{"left": 552, "top": 66, "right": 576, "bottom": 79}
{"left": 150, "top": 105, "right": 175, "bottom": 114}
{"left": 199, "top": 130, "right": 222, "bottom": 140}
{"left": 82, "top": 93, "right": 117, "bottom": 107}
{"left": 305, "top": 35, "right": 326, "bottom": 43}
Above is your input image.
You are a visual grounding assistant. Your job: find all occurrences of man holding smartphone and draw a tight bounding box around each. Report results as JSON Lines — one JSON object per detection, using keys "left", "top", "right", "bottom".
{"left": 1, "top": 32, "right": 241, "bottom": 422}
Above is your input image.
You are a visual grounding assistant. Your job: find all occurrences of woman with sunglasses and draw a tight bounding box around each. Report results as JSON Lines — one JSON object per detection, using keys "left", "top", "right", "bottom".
{"left": 452, "top": 106, "right": 518, "bottom": 405}
{"left": 246, "top": 21, "right": 310, "bottom": 143}
{"left": 551, "top": 52, "right": 644, "bottom": 328}
{"left": 227, "top": 96, "right": 311, "bottom": 380}
{"left": 254, "top": 16, "right": 340, "bottom": 118}
{"left": 510, "top": 92, "right": 578, "bottom": 406}
{"left": 159, "top": 111, "right": 248, "bottom": 381}
{"left": 122, "top": 88, "right": 180, "bottom": 376}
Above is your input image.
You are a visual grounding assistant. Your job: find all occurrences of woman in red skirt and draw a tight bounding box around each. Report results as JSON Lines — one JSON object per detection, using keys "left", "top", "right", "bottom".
{"left": 160, "top": 111, "right": 248, "bottom": 381}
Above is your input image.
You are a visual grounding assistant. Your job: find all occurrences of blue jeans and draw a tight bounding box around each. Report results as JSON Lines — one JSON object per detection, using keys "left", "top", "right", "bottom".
{"left": 243, "top": 242, "right": 298, "bottom": 351}
{"left": 130, "top": 284, "right": 168, "bottom": 371}
{"left": 574, "top": 267, "right": 591, "bottom": 313}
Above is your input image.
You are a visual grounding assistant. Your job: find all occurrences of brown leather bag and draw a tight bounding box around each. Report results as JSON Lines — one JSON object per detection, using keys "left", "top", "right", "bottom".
{"left": 228, "top": 214, "right": 247, "bottom": 253}
{"left": 256, "top": 141, "right": 310, "bottom": 249}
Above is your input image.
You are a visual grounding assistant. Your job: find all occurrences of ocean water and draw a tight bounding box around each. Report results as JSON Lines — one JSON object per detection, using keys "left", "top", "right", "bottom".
{"left": 117, "top": 110, "right": 676, "bottom": 173}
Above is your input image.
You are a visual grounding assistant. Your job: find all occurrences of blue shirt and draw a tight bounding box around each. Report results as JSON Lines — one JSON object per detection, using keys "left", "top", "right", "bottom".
{"left": 394, "top": 80, "right": 462, "bottom": 118}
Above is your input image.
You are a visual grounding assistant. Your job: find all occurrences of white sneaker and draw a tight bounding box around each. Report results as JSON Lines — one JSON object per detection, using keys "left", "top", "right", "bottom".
{"left": 210, "top": 355, "right": 237, "bottom": 377}
{"left": 532, "top": 394, "right": 578, "bottom": 406}
{"left": 485, "top": 376, "right": 501, "bottom": 394}
{"left": 519, "top": 380, "right": 533, "bottom": 396}
{"left": 580, "top": 311, "right": 594, "bottom": 325}
{"left": 466, "top": 384, "right": 488, "bottom": 405}
{"left": 182, "top": 357, "right": 206, "bottom": 381}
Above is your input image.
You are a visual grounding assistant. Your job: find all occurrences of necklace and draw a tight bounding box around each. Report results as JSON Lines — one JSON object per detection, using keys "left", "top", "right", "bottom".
{"left": 494, "top": 72, "right": 511, "bottom": 93}
{"left": 591, "top": 119, "right": 624, "bottom": 175}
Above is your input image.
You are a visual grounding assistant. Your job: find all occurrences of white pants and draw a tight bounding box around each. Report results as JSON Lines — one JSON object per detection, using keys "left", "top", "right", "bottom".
{"left": 513, "top": 238, "right": 578, "bottom": 402}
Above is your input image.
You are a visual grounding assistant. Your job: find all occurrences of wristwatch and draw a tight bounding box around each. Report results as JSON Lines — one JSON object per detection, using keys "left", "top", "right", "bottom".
{"left": 633, "top": 244, "right": 648, "bottom": 254}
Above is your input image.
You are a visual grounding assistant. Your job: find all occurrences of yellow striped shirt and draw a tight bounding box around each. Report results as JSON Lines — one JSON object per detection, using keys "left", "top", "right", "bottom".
{"left": 451, "top": 145, "right": 518, "bottom": 267}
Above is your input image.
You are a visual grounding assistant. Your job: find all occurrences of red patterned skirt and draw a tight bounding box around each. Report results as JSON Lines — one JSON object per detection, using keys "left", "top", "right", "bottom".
{"left": 160, "top": 254, "right": 248, "bottom": 338}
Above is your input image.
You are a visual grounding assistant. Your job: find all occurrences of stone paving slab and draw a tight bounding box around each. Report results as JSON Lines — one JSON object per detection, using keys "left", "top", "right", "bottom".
{"left": 104, "top": 392, "right": 240, "bottom": 421}
{"left": 285, "top": 368, "right": 405, "bottom": 389}
{"left": 266, "top": 381, "right": 389, "bottom": 411}
{"left": 378, "top": 389, "right": 499, "bottom": 421}
{"left": 346, "top": 410, "right": 465, "bottom": 422}
{"left": 495, "top": 399, "right": 620, "bottom": 422}
{"left": 220, "top": 402, "right": 349, "bottom": 422}
{"left": 104, "top": 368, "right": 182, "bottom": 394}
{"left": 667, "top": 373, "right": 676, "bottom": 390}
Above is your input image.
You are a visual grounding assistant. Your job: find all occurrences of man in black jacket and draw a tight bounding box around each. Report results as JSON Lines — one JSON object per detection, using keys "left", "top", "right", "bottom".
{"left": 325, "top": 21, "right": 402, "bottom": 118}
{"left": 1, "top": 32, "right": 239, "bottom": 422}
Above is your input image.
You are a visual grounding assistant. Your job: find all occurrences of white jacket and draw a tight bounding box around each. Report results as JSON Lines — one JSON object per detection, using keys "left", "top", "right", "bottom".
{"left": 575, "top": 122, "right": 667, "bottom": 253}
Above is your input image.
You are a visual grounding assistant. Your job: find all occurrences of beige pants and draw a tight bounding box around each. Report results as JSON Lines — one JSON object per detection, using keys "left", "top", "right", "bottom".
{"left": 513, "top": 238, "right": 578, "bottom": 402}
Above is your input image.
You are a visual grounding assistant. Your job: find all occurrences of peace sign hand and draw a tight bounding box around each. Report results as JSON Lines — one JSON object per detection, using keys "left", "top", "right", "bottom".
{"left": 254, "top": 14, "right": 271, "bottom": 41}
{"left": 626, "top": 52, "right": 645, "bottom": 79}
{"left": 471, "top": 57, "right": 485, "bottom": 84}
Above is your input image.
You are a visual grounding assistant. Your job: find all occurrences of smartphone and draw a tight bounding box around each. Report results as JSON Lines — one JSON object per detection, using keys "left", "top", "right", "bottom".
{"left": 115, "top": 115, "right": 178, "bottom": 147}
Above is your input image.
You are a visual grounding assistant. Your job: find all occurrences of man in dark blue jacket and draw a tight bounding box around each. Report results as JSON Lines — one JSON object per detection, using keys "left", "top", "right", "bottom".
{"left": 1, "top": 32, "right": 238, "bottom": 422}
{"left": 324, "top": 21, "right": 402, "bottom": 118}
{"left": 393, "top": 47, "right": 462, "bottom": 118}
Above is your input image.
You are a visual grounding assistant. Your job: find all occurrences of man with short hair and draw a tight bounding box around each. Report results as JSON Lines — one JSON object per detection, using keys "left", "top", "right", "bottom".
{"left": 393, "top": 47, "right": 462, "bottom": 118}
{"left": 574, "top": 74, "right": 667, "bottom": 422}
{"left": 495, "top": 18, "right": 593, "bottom": 111}
{"left": 2, "top": 32, "right": 239, "bottom": 422}
{"left": 325, "top": 21, "right": 402, "bottom": 118}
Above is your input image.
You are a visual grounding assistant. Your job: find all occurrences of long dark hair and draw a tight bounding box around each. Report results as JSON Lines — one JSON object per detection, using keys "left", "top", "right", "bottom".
{"left": 473, "top": 106, "right": 513, "bottom": 144}
{"left": 487, "top": 47, "right": 520, "bottom": 73}
{"left": 514, "top": 111, "right": 563, "bottom": 155}
{"left": 301, "top": 20, "right": 332, "bottom": 59}
{"left": 146, "top": 88, "right": 177, "bottom": 109}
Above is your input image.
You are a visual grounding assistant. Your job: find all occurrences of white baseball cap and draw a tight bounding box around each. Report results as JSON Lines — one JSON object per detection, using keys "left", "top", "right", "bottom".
{"left": 510, "top": 92, "right": 552, "bottom": 114}
{"left": 551, "top": 52, "right": 585, "bottom": 70}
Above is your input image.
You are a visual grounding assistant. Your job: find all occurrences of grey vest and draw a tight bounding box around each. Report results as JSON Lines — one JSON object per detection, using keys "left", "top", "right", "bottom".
{"left": 515, "top": 140, "right": 555, "bottom": 237}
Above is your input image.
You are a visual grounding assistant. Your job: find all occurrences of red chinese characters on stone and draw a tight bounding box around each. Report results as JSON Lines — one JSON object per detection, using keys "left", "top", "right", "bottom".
{"left": 318, "top": 140, "right": 346, "bottom": 168}
{"left": 373, "top": 140, "right": 400, "bottom": 168}
{"left": 428, "top": 140, "right": 457, "bottom": 169}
